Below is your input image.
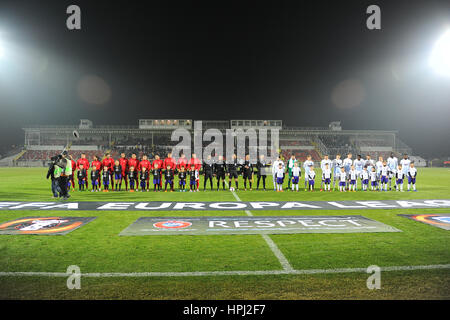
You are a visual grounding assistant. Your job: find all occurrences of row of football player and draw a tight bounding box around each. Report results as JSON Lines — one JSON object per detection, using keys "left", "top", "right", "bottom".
{"left": 273, "top": 152, "right": 417, "bottom": 192}
{"left": 272, "top": 161, "right": 418, "bottom": 192}
{"left": 67, "top": 152, "right": 275, "bottom": 192}
{"left": 74, "top": 162, "right": 273, "bottom": 192}
{"left": 66, "top": 151, "right": 416, "bottom": 191}
{"left": 72, "top": 158, "right": 417, "bottom": 193}
{"left": 67, "top": 150, "right": 409, "bottom": 178}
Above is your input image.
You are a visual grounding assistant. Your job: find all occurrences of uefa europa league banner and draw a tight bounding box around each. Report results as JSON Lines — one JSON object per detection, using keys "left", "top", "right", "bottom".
{"left": 0, "top": 200, "right": 450, "bottom": 211}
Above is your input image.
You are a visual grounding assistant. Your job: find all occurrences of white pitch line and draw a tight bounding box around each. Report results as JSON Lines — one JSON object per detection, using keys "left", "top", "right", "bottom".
{"left": 260, "top": 234, "right": 294, "bottom": 271}
{"left": 227, "top": 184, "right": 294, "bottom": 271}
{"left": 1, "top": 264, "right": 449, "bottom": 278}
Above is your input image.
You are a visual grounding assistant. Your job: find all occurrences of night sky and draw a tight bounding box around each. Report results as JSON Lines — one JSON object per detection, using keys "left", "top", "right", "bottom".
{"left": 0, "top": 0, "right": 450, "bottom": 157}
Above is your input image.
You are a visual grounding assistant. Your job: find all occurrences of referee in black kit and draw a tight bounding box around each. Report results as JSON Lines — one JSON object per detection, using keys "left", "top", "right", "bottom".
{"left": 214, "top": 155, "right": 227, "bottom": 191}
{"left": 227, "top": 154, "right": 240, "bottom": 191}
{"left": 203, "top": 155, "right": 214, "bottom": 190}
{"left": 256, "top": 154, "right": 269, "bottom": 190}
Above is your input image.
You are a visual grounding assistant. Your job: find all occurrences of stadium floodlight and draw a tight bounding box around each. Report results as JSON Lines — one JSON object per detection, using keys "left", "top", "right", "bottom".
{"left": 429, "top": 29, "right": 450, "bottom": 76}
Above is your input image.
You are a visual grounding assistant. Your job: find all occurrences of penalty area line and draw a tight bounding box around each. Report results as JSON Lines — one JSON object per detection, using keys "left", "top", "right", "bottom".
{"left": 1, "top": 264, "right": 449, "bottom": 278}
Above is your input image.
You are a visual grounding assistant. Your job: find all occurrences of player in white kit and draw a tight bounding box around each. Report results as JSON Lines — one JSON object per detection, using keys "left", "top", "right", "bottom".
{"left": 369, "top": 167, "right": 378, "bottom": 191}
{"left": 338, "top": 167, "right": 347, "bottom": 192}
{"left": 387, "top": 153, "right": 398, "bottom": 191}
{"left": 365, "top": 155, "right": 375, "bottom": 173}
{"left": 291, "top": 162, "right": 301, "bottom": 191}
{"left": 343, "top": 153, "right": 353, "bottom": 190}
{"left": 408, "top": 162, "right": 418, "bottom": 192}
{"left": 303, "top": 155, "right": 314, "bottom": 191}
{"left": 332, "top": 154, "right": 343, "bottom": 190}
{"left": 322, "top": 163, "right": 332, "bottom": 191}
{"left": 353, "top": 154, "right": 365, "bottom": 189}
{"left": 271, "top": 157, "right": 284, "bottom": 191}
{"left": 349, "top": 165, "right": 358, "bottom": 192}
{"left": 361, "top": 166, "right": 369, "bottom": 191}
{"left": 380, "top": 161, "right": 390, "bottom": 191}
{"left": 375, "top": 156, "right": 384, "bottom": 179}
{"left": 400, "top": 154, "right": 411, "bottom": 176}
{"left": 320, "top": 155, "right": 332, "bottom": 191}
{"left": 275, "top": 163, "right": 285, "bottom": 192}
{"left": 395, "top": 164, "right": 405, "bottom": 192}
{"left": 307, "top": 166, "right": 316, "bottom": 191}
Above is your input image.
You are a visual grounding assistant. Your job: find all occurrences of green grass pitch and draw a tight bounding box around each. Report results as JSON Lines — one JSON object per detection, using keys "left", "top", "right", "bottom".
{"left": 0, "top": 167, "right": 449, "bottom": 299}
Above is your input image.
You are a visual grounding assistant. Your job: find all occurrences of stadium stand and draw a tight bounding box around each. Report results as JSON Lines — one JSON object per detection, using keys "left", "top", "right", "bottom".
{"left": 279, "top": 140, "right": 314, "bottom": 146}
{"left": 20, "top": 150, "right": 100, "bottom": 161}
{"left": 410, "top": 155, "right": 427, "bottom": 167}
{"left": 281, "top": 150, "right": 322, "bottom": 162}
{"left": 8, "top": 119, "right": 418, "bottom": 166}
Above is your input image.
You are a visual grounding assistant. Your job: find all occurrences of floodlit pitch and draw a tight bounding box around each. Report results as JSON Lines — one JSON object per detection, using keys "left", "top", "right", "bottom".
{"left": 0, "top": 167, "right": 449, "bottom": 299}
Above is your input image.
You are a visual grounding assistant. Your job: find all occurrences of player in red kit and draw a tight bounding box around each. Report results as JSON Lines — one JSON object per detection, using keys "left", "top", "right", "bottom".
{"left": 102, "top": 153, "right": 115, "bottom": 189}
{"left": 152, "top": 155, "right": 164, "bottom": 188}
{"left": 188, "top": 153, "right": 202, "bottom": 171}
{"left": 92, "top": 155, "right": 102, "bottom": 171}
{"left": 177, "top": 153, "right": 188, "bottom": 171}
{"left": 118, "top": 153, "right": 129, "bottom": 191}
{"left": 139, "top": 155, "right": 151, "bottom": 191}
{"left": 128, "top": 153, "right": 140, "bottom": 188}
{"left": 69, "top": 155, "right": 77, "bottom": 191}
{"left": 76, "top": 153, "right": 90, "bottom": 189}
{"left": 163, "top": 152, "right": 176, "bottom": 171}
{"left": 188, "top": 153, "right": 202, "bottom": 190}
{"left": 91, "top": 155, "right": 103, "bottom": 190}
{"left": 152, "top": 154, "right": 163, "bottom": 169}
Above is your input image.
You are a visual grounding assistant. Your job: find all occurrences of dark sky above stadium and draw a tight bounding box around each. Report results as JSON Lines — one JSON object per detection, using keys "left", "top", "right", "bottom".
{"left": 0, "top": 0, "right": 450, "bottom": 157}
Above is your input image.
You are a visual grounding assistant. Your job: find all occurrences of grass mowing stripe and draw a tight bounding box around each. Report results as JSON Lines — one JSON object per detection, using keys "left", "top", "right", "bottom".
{"left": 228, "top": 183, "right": 294, "bottom": 271}
{"left": 1, "top": 264, "right": 449, "bottom": 278}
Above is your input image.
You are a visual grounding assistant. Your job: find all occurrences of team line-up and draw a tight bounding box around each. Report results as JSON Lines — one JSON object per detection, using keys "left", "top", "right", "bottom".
{"left": 48, "top": 151, "right": 419, "bottom": 195}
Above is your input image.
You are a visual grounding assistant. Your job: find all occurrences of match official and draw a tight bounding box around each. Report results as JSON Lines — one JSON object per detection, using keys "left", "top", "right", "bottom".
{"left": 256, "top": 154, "right": 268, "bottom": 190}
{"left": 203, "top": 155, "right": 214, "bottom": 190}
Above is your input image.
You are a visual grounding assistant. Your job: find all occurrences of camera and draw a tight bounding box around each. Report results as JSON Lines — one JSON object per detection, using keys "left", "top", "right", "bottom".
{"left": 49, "top": 154, "right": 66, "bottom": 169}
